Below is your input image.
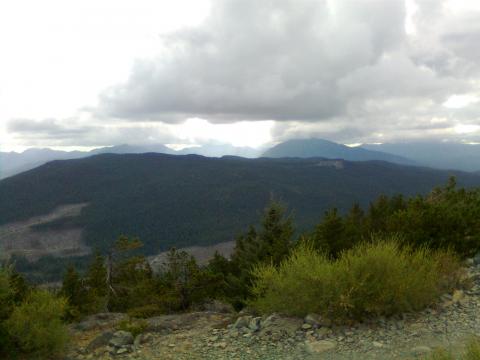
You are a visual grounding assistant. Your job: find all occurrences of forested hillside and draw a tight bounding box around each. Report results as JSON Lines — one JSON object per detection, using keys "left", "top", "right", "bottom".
{"left": 1, "top": 153, "right": 480, "bottom": 254}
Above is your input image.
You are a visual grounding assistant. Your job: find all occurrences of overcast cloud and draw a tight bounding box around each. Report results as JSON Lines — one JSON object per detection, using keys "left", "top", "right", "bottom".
{"left": 3, "top": 0, "right": 480, "bottom": 150}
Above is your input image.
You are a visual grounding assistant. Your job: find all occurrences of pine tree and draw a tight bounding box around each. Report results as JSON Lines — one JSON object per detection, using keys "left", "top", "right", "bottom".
{"left": 313, "top": 208, "right": 347, "bottom": 258}
{"left": 60, "top": 265, "right": 86, "bottom": 318}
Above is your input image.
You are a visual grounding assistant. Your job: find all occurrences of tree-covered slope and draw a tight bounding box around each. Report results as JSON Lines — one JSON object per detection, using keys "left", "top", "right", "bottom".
{"left": 1, "top": 153, "right": 479, "bottom": 254}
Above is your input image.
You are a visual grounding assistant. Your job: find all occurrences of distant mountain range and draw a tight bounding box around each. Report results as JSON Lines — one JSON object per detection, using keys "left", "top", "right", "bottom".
{"left": 0, "top": 144, "right": 260, "bottom": 179}
{"left": 3, "top": 139, "right": 480, "bottom": 180}
{"left": 1, "top": 153, "right": 479, "bottom": 257}
{"left": 362, "top": 142, "right": 480, "bottom": 172}
{"left": 262, "top": 139, "right": 415, "bottom": 165}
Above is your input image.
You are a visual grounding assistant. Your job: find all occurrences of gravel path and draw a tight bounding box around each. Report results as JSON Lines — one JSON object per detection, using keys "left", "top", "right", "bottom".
{"left": 69, "top": 261, "right": 480, "bottom": 360}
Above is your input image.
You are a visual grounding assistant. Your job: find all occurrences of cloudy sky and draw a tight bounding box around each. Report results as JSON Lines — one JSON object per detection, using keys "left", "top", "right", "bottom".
{"left": 1, "top": 0, "right": 480, "bottom": 152}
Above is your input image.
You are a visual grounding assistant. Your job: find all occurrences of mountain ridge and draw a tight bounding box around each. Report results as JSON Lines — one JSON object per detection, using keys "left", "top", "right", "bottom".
{"left": 262, "top": 138, "right": 416, "bottom": 165}
{"left": 2, "top": 153, "right": 480, "bottom": 256}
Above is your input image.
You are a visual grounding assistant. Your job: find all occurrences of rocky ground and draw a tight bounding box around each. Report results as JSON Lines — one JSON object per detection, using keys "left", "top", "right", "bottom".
{"left": 66, "top": 259, "right": 480, "bottom": 360}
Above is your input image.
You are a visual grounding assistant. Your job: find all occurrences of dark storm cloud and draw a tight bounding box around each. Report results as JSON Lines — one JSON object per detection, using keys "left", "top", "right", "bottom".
{"left": 7, "top": 118, "right": 93, "bottom": 138}
{"left": 97, "top": 0, "right": 409, "bottom": 123}
{"left": 10, "top": 0, "right": 480, "bottom": 148}
{"left": 7, "top": 118, "right": 176, "bottom": 147}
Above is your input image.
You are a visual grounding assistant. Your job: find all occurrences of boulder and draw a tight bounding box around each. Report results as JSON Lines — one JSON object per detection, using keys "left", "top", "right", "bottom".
{"left": 249, "top": 317, "right": 262, "bottom": 332}
{"left": 234, "top": 316, "right": 252, "bottom": 329}
{"left": 259, "top": 315, "right": 303, "bottom": 338}
{"left": 109, "top": 331, "right": 134, "bottom": 347}
{"left": 75, "top": 313, "right": 127, "bottom": 331}
{"left": 304, "top": 313, "right": 322, "bottom": 327}
{"left": 305, "top": 340, "right": 337, "bottom": 354}
{"left": 201, "top": 300, "right": 235, "bottom": 314}
{"left": 86, "top": 331, "right": 114, "bottom": 352}
{"left": 411, "top": 345, "right": 432, "bottom": 356}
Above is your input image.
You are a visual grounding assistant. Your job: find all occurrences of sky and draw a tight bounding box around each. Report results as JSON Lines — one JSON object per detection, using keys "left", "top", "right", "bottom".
{"left": 1, "top": 0, "right": 480, "bottom": 152}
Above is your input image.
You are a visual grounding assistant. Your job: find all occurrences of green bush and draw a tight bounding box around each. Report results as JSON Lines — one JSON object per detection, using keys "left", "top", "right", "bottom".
{"left": 0, "top": 269, "right": 14, "bottom": 355}
{"left": 127, "top": 304, "right": 164, "bottom": 318}
{"left": 250, "top": 238, "right": 460, "bottom": 322}
{"left": 117, "top": 319, "right": 148, "bottom": 338}
{"left": 5, "top": 290, "right": 69, "bottom": 358}
{"left": 427, "top": 337, "right": 480, "bottom": 360}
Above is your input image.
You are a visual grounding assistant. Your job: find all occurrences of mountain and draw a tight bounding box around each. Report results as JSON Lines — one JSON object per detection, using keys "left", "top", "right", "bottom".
{"left": 0, "top": 148, "right": 86, "bottom": 180}
{"left": 90, "top": 144, "right": 175, "bottom": 155}
{"left": 362, "top": 142, "right": 480, "bottom": 172}
{"left": 0, "top": 143, "right": 259, "bottom": 179}
{"left": 178, "top": 144, "right": 260, "bottom": 158}
{"left": 262, "top": 139, "right": 415, "bottom": 165}
{"left": 1, "top": 153, "right": 479, "bottom": 257}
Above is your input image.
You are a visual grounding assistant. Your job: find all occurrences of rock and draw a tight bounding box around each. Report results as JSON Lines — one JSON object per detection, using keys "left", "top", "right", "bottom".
{"left": 238, "top": 307, "right": 257, "bottom": 316}
{"left": 75, "top": 313, "right": 127, "bottom": 331}
{"left": 249, "top": 317, "right": 262, "bottom": 332}
{"left": 305, "top": 340, "right": 337, "bottom": 354}
{"left": 301, "top": 323, "right": 312, "bottom": 330}
{"left": 473, "top": 253, "right": 480, "bottom": 266}
{"left": 86, "top": 331, "right": 114, "bottom": 352}
{"left": 116, "top": 347, "right": 129, "bottom": 355}
{"left": 372, "top": 341, "right": 383, "bottom": 348}
{"left": 452, "top": 289, "right": 465, "bottom": 303}
{"left": 304, "top": 313, "right": 322, "bottom": 327}
{"left": 316, "top": 327, "right": 331, "bottom": 338}
{"left": 259, "top": 316, "right": 303, "bottom": 339}
{"left": 411, "top": 346, "right": 432, "bottom": 356}
{"left": 234, "top": 316, "right": 252, "bottom": 329}
{"left": 109, "top": 331, "right": 134, "bottom": 347}
{"left": 201, "top": 300, "right": 235, "bottom": 314}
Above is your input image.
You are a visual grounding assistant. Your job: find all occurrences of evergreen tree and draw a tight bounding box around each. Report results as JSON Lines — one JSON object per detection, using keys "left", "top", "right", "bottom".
{"left": 312, "top": 208, "right": 347, "bottom": 258}
{"left": 232, "top": 201, "right": 294, "bottom": 267}
{"left": 60, "top": 265, "right": 86, "bottom": 319}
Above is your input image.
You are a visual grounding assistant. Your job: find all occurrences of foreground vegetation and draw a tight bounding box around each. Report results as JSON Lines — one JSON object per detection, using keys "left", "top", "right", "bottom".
{"left": 250, "top": 240, "right": 460, "bottom": 320}
{"left": 0, "top": 268, "right": 68, "bottom": 359}
{"left": 2, "top": 178, "right": 480, "bottom": 358}
{"left": 427, "top": 338, "right": 480, "bottom": 360}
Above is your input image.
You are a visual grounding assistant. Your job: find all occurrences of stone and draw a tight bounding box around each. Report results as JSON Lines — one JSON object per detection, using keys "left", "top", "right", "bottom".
{"left": 452, "top": 289, "right": 465, "bottom": 303}
{"left": 75, "top": 313, "right": 127, "bottom": 331}
{"left": 301, "top": 323, "right": 312, "bottom": 330}
{"left": 234, "top": 316, "right": 253, "bottom": 329}
{"left": 109, "top": 331, "right": 134, "bottom": 347}
{"left": 201, "top": 300, "right": 235, "bottom": 314}
{"left": 305, "top": 340, "right": 337, "bottom": 354}
{"left": 249, "top": 317, "right": 262, "bottom": 332}
{"left": 116, "top": 347, "right": 129, "bottom": 355}
{"left": 133, "top": 334, "right": 143, "bottom": 350}
{"left": 372, "top": 341, "right": 383, "bottom": 348}
{"left": 473, "top": 253, "right": 480, "bottom": 266}
{"left": 316, "top": 327, "right": 331, "bottom": 338}
{"left": 411, "top": 346, "right": 432, "bottom": 356}
{"left": 304, "top": 313, "right": 322, "bottom": 327}
{"left": 86, "top": 331, "right": 113, "bottom": 352}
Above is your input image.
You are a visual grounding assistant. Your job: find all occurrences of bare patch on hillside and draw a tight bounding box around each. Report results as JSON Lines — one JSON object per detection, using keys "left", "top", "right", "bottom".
{"left": 0, "top": 203, "right": 90, "bottom": 261}
{"left": 149, "top": 241, "right": 235, "bottom": 271}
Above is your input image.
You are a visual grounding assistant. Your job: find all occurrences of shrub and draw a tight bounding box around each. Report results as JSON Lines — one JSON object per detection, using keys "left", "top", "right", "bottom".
{"left": 427, "top": 337, "right": 480, "bottom": 360}
{"left": 127, "top": 304, "right": 164, "bottom": 318}
{"left": 250, "top": 237, "right": 460, "bottom": 322}
{"left": 0, "top": 269, "right": 14, "bottom": 355}
{"left": 6, "top": 290, "right": 69, "bottom": 358}
{"left": 117, "top": 319, "right": 148, "bottom": 338}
